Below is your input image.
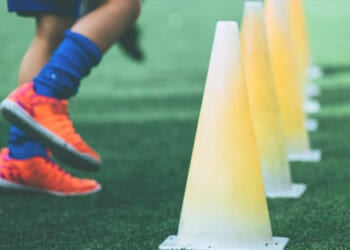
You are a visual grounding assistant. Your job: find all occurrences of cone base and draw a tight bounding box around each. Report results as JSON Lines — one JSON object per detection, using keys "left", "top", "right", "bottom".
{"left": 306, "top": 83, "right": 321, "bottom": 97}
{"left": 306, "top": 118, "right": 318, "bottom": 132}
{"left": 304, "top": 100, "right": 320, "bottom": 114}
{"left": 288, "top": 150, "right": 321, "bottom": 162}
{"left": 266, "top": 183, "right": 307, "bottom": 198}
{"left": 309, "top": 65, "right": 323, "bottom": 80}
{"left": 159, "top": 236, "right": 289, "bottom": 250}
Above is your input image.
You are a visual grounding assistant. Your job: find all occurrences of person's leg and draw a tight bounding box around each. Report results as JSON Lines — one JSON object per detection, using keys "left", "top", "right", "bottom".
{"left": 1, "top": 0, "right": 141, "bottom": 171}
{"left": 33, "top": 0, "right": 141, "bottom": 98}
{"left": 18, "top": 15, "right": 75, "bottom": 84}
{"left": 72, "top": 0, "right": 141, "bottom": 53}
{"left": 10, "top": 15, "right": 74, "bottom": 162}
{"left": 0, "top": 1, "right": 101, "bottom": 195}
{"left": 80, "top": 0, "right": 144, "bottom": 61}
{"left": 118, "top": 25, "right": 144, "bottom": 61}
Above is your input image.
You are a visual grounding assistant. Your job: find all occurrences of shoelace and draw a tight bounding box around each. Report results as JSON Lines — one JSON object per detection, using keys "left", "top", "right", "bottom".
{"left": 44, "top": 158, "right": 76, "bottom": 184}
{"left": 45, "top": 101, "right": 90, "bottom": 150}
{"left": 57, "top": 115, "right": 87, "bottom": 148}
{"left": 17, "top": 87, "right": 93, "bottom": 153}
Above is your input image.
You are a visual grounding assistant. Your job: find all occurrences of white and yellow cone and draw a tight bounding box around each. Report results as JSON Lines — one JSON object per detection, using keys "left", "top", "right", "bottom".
{"left": 309, "top": 65, "right": 324, "bottom": 80}
{"left": 287, "top": 0, "right": 309, "bottom": 84}
{"left": 306, "top": 118, "right": 319, "bottom": 132}
{"left": 304, "top": 99, "right": 321, "bottom": 114}
{"left": 286, "top": 0, "right": 323, "bottom": 82}
{"left": 159, "top": 21, "right": 288, "bottom": 250}
{"left": 286, "top": 0, "right": 321, "bottom": 113}
{"left": 264, "top": 0, "right": 321, "bottom": 162}
{"left": 241, "top": 1, "right": 306, "bottom": 198}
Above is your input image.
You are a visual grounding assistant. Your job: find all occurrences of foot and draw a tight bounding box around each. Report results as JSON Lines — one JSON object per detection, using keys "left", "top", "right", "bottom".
{"left": 0, "top": 82, "right": 101, "bottom": 171}
{"left": 0, "top": 148, "right": 101, "bottom": 196}
{"left": 118, "top": 25, "right": 144, "bottom": 61}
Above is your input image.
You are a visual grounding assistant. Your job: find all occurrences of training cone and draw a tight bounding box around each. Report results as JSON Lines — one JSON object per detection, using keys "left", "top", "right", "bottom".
{"left": 287, "top": 0, "right": 321, "bottom": 113}
{"left": 159, "top": 21, "right": 288, "bottom": 250}
{"left": 309, "top": 65, "right": 324, "bottom": 80}
{"left": 287, "top": 0, "right": 309, "bottom": 85}
{"left": 264, "top": 0, "right": 321, "bottom": 162}
{"left": 306, "top": 83, "right": 321, "bottom": 98}
{"left": 304, "top": 99, "right": 321, "bottom": 114}
{"left": 241, "top": 1, "right": 306, "bottom": 198}
{"left": 306, "top": 118, "right": 318, "bottom": 132}
{"left": 287, "top": 0, "right": 323, "bottom": 85}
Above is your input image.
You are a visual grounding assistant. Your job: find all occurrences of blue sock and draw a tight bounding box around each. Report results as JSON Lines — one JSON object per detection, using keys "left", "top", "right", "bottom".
{"left": 8, "top": 126, "right": 47, "bottom": 159}
{"left": 33, "top": 30, "right": 102, "bottom": 99}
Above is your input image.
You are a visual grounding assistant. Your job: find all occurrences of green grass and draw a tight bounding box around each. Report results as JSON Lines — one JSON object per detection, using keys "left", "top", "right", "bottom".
{"left": 0, "top": 1, "right": 349, "bottom": 249}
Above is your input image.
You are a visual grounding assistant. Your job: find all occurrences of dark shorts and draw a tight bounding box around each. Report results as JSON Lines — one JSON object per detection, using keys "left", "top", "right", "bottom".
{"left": 7, "top": 0, "right": 83, "bottom": 17}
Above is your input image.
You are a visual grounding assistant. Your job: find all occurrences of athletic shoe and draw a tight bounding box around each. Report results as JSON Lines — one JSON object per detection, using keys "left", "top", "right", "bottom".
{"left": 118, "top": 25, "right": 144, "bottom": 61}
{"left": 0, "top": 148, "right": 101, "bottom": 196}
{"left": 0, "top": 82, "right": 101, "bottom": 171}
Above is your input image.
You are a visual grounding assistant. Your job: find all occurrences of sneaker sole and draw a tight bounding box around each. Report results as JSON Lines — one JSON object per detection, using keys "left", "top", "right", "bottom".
{"left": 0, "top": 99, "right": 101, "bottom": 171}
{"left": 0, "top": 177, "right": 101, "bottom": 196}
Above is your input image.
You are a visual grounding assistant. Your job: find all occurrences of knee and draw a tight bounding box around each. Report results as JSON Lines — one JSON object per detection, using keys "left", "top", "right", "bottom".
{"left": 35, "top": 15, "right": 74, "bottom": 51}
{"left": 127, "top": 0, "right": 141, "bottom": 20}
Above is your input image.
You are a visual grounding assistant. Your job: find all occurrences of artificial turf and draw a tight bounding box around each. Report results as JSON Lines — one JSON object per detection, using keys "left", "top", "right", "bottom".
{"left": 0, "top": 1, "right": 349, "bottom": 249}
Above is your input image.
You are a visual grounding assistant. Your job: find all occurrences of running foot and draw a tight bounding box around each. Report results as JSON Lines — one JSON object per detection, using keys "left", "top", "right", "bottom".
{"left": 118, "top": 25, "right": 144, "bottom": 61}
{"left": 0, "top": 148, "right": 101, "bottom": 196}
{"left": 0, "top": 82, "right": 101, "bottom": 171}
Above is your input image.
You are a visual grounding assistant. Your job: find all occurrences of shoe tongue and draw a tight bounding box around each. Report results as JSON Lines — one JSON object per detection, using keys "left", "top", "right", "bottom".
{"left": 60, "top": 100, "right": 69, "bottom": 112}
{"left": 51, "top": 100, "right": 69, "bottom": 115}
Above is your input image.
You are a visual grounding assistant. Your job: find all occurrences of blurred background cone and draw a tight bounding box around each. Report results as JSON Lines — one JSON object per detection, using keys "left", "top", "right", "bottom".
{"left": 287, "top": 0, "right": 310, "bottom": 85}
{"left": 159, "top": 21, "right": 288, "bottom": 250}
{"left": 287, "top": 0, "right": 321, "bottom": 114}
{"left": 264, "top": 0, "right": 321, "bottom": 162}
{"left": 309, "top": 64, "right": 324, "bottom": 80}
{"left": 241, "top": 1, "right": 306, "bottom": 198}
{"left": 285, "top": 0, "right": 323, "bottom": 82}
{"left": 306, "top": 118, "right": 319, "bottom": 132}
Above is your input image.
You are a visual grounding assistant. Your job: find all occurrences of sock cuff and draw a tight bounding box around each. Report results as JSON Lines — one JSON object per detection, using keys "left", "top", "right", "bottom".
{"left": 33, "top": 30, "right": 103, "bottom": 99}
{"left": 8, "top": 125, "right": 47, "bottom": 159}
{"left": 65, "top": 30, "right": 103, "bottom": 66}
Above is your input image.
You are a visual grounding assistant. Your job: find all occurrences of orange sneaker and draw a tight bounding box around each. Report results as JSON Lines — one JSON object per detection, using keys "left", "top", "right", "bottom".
{"left": 0, "top": 82, "right": 101, "bottom": 171}
{"left": 0, "top": 148, "right": 101, "bottom": 196}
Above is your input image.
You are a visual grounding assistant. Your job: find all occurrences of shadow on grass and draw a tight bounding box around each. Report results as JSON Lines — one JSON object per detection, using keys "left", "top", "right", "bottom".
{"left": 311, "top": 116, "right": 350, "bottom": 159}
{"left": 322, "top": 65, "right": 350, "bottom": 76}
{"left": 319, "top": 85, "right": 350, "bottom": 105}
{"left": 0, "top": 188, "right": 48, "bottom": 197}
{"left": 71, "top": 94, "right": 203, "bottom": 112}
